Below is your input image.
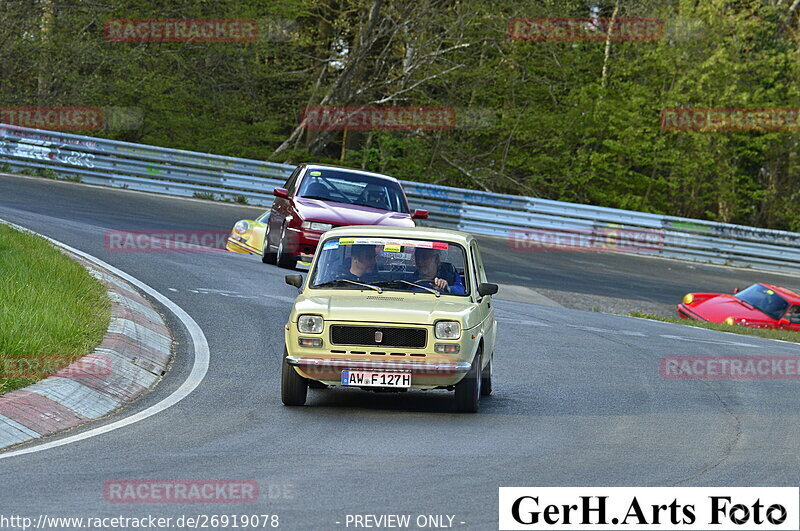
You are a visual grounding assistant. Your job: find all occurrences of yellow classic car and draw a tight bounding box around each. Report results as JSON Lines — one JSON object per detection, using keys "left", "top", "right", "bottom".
{"left": 281, "top": 226, "right": 498, "bottom": 412}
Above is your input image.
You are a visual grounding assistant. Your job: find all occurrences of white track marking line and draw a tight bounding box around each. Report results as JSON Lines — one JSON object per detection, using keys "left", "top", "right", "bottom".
{"left": 0, "top": 219, "right": 210, "bottom": 460}
{"left": 658, "top": 334, "right": 762, "bottom": 348}
{"left": 495, "top": 317, "right": 551, "bottom": 327}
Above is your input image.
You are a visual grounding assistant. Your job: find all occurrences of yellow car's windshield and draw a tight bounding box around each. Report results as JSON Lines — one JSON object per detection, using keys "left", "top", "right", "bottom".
{"left": 310, "top": 237, "right": 469, "bottom": 296}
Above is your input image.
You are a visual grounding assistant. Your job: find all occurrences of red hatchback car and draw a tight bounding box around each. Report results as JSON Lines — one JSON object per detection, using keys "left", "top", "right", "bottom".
{"left": 677, "top": 283, "right": 800, "bottom": 331}
{"left": 228, "top": 164, "right": 428, "bottom": 269}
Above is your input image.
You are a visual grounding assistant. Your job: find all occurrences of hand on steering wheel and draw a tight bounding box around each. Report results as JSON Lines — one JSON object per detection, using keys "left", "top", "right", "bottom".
{"left": 417, "top": 277, "right": 449, "bottom": 292}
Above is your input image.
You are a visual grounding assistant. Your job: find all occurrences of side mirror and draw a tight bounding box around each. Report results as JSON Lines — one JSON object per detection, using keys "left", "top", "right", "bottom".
{"left": 779, "top": 318, "right": 791, "bottom": 327}
{"left": 285, "top": 274, "right": 303, "bottom": 289}
{"left": 478, "top": 283, "right": 498, "bottom": 297}
{"left": 412, "top": 209, "right": 429, "bottom": 220}
{"left": 274, "top": 187, "right": 289, "bottom": 199}
{"left": 733, "top": 287, "right": 739, "bottom": 294}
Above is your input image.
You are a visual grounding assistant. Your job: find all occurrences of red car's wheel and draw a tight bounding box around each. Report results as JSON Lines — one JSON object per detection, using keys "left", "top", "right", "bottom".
{"left": 276, "top": 224, "right": 297, "bottom": 270}
{"left": 262, "top": 222, "right": 277, "bottom": 264}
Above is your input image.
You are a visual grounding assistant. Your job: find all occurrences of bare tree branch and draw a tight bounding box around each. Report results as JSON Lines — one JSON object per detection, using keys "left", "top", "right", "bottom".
{"left": 440, "top": 153, "right": 492, "bottom": 192}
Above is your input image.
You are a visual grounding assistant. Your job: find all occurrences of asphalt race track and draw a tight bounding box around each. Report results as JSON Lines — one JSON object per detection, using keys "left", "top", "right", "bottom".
{"left": 2, "top": 173, "right": 800, "bottom": 529}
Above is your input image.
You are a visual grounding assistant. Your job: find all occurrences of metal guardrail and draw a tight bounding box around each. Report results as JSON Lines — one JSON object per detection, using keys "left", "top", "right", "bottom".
{"left": 2, "top": 122, "right": 800, "bottom": 274}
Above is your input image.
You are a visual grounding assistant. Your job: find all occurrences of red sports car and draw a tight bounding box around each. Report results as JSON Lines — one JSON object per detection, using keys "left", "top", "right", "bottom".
{"left": 226, "top": 164, "right": 428, "bottom": 268}
{"left": 677, "top": 283, "right": 800, "bottom": 330}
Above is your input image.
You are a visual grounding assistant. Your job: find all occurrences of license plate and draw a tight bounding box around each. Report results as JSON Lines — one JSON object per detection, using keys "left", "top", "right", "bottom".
{"left": 341, "top": 370, "right": 411, "bottom": 388}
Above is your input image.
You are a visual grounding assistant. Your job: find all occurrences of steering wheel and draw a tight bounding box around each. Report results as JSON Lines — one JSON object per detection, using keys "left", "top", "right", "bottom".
{"left": 415, "top": 278, "right": 448, "bottom": 292}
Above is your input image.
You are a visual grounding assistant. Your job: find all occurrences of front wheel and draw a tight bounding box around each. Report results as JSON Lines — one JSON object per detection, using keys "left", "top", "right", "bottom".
{"left": 481, "top": 352, "right": 493, "bottom": 396}
{"left": 281, "top": 348, "right": 307, "bottom": 406}
{"left": 454, "top": 349, "right": 481, "bottom": 413}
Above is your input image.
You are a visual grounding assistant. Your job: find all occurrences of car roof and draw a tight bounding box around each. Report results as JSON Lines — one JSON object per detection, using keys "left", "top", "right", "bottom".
{"left": 760, "top": 283, "right": 800, "bottom": 304}
{"left": 301, "top": 163, "right": 401, "bottom": 184}
{"left": 321, "top": 225, "right": 474, "bottom": 245}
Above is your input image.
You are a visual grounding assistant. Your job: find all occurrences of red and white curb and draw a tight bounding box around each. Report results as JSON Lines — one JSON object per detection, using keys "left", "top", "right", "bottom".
{"left": 0, "top": 253, "right": 173, "bottom": 451}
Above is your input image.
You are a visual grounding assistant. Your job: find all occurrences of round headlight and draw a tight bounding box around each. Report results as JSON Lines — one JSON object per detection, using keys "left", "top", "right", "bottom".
{"left": 435, "top": 321, "right": 461, "bottom": 340}
{"left": 233, "top": 220, "right": 250, "bottom": 235}
{"left": 724, "top": 316, "right": 735, "bottom": 326}
{"left": 298, "top": 315, "right": 324, "bottom": 334}
{"left": 683, "top": 293, "right": 694, "bottom": 305}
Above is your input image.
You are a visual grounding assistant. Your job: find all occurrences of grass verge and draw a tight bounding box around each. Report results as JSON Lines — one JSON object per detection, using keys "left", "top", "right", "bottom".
{"left": 628, "top": 311, "right": 800, "bottom": 344}
{"left": 0, "top": 225, "right": 110, "bottom": 394}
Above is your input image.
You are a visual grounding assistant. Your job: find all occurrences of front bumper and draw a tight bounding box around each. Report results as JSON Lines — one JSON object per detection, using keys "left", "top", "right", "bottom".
{"left": 226, "top": 235, "right": 258, "bottom": 255}
{"left": 287, "top": 356, "right": 471, "bottom": 374}
{"left": 287, "top": 355, "right": 471, "bottom": 389}
{"left": 286, "top": 227, "right": 325, "bottom": 261}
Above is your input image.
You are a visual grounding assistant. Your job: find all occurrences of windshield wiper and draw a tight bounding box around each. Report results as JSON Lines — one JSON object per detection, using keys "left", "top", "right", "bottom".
{"left": 314, "top": 279, "right": 382, "bottom": 293}
{"left": 373, "top": 280, "right": 440, "bottom": 297}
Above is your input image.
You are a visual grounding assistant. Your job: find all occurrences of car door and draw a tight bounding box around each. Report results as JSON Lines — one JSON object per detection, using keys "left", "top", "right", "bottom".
{"left": 782, "top": 305, "right": 800, "bottom": 331}
{"left": 269, "top": 166, "right": 302, "bottom": 246}
{"left": 470, "top": 240, "right": 495, "bottom": 359}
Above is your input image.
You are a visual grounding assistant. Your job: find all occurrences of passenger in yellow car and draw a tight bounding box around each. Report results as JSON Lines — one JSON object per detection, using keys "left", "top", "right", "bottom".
{"left": 337, "top": 245, "right": 382, "bottom": 284}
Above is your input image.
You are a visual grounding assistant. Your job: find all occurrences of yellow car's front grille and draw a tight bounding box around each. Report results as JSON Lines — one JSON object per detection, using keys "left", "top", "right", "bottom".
{"left": 328, "top": 349, "right": 428, "bottom": 357}
{"left": 330, "top": 324, "right": 427, "bottom": 348}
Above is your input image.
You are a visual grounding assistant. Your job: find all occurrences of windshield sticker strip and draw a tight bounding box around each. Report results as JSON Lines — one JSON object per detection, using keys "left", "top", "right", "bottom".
{"left": 322, "top": 241, "right": 339, "bottom": 250}
{"left": 335, "top": 237, "right": 449, "bottom": 250}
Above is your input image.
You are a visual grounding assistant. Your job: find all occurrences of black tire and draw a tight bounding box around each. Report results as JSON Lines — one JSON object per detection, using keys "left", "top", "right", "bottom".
{"left": 454, "top": 349, "right": 481, "bottom": 413}
{"left": 281, "top": 348, "right": 307, "bottom": 406}
{"left": 481, "top": 352, "right": 493, "bottom": 396}
{"left": 276, "top": 224, "right": 297, "bottom": 270}
{"left": 261, "top": 223, "right": 277, "bottom": 264}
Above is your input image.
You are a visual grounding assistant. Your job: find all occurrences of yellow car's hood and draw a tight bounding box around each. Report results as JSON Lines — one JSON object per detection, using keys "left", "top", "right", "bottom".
{"left": 290, "top": 291, "right": 482, "bottom": 327}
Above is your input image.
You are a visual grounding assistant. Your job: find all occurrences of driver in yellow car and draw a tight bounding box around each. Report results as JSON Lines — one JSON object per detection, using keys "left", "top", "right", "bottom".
{"left": 413, "top": 247, "right": 465, "bottom": 294}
